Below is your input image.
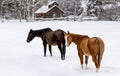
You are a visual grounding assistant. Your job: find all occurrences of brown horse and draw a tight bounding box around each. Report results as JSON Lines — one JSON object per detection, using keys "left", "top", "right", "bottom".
{"left": 26, "top": 28, "right": 66, "bottom": 60}
{"left": 65, "top": 31, "right": 104, "bottom": 72}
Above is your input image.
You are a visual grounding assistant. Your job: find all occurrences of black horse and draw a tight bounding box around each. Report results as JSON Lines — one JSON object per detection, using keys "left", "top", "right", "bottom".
{"left": 26, "top": 28, "right": 66, "bottom": 60}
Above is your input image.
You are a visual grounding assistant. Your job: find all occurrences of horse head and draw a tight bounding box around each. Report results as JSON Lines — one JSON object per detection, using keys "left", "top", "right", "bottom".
{"left": 65, "top": 31, "right": 73, "bottom": 47}
{"left": 26, "top": 29, "right": 35, "bottom": 43}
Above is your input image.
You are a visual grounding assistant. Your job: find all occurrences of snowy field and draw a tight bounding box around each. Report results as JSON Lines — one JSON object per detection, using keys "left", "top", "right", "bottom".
{"left": 0, "top": 20, "right": 120, "bottom": 76}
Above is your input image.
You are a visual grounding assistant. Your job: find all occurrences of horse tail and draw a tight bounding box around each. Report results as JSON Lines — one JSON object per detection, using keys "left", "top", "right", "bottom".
{"left": 61, "top": 30, "right": 66, "bottom": 58}
{"left": 96, "top": 38, "right": 101, "bottom": 68}
{"left": 61, "top": 30, "right": 66, "bottom": 41}
{"left": 61, "top": 30, "right": 66, "bottom": 46}
{"left": 62, "top": 30, "right": 65, "bottom": 39}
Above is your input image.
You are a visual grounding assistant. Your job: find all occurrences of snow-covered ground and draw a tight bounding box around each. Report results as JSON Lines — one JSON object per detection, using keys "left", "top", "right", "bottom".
{"left": 0, "top": 20, "right": 120, "bottom": 76}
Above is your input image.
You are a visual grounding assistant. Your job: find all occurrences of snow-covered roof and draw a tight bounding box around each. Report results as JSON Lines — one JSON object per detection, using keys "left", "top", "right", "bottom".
{"left": 48, "top": 1, "right": 56, "bottom": 5}
{"left": 35, "top": 1, "right": 64, "bottom": 14}
{"left": 35, "top": 5, "right": 64, "bottom": 14}
{"left": 35, "top": 5, "right": 49, "bottom": 13}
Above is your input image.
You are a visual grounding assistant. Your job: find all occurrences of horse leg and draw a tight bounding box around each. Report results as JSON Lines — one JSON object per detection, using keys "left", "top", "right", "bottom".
{"left": 58, "top": 44, "right": 64, "bottom": 60}
{"left": 49, "top": 45, "right": 52, "bottom": 56}
{"left": 62, "top": 40, "right": 66, "bottom": 60}
{"left": 43, "top": 42, "right": 47, "bottom": 57}
{"left": 85, "top": 56, "right": 89, "bottom": 69}
{"left": 78, "top": 52, "right": 84, "bottom": 69}
{"left": 92, "top": 56, "right": 99, "bottom": 72}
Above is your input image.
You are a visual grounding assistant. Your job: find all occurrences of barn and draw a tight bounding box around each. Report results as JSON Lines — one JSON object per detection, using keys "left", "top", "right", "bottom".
{"left": 35, "top": 1, "right": 64, "bottom": 19}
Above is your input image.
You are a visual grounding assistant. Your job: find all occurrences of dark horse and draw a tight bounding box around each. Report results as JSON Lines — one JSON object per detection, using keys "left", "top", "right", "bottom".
{"left": 65, "top": 31, "right": 105, "bottom": 72}
{"left": 26, "top": 28, "right": 66, "bottom": 60}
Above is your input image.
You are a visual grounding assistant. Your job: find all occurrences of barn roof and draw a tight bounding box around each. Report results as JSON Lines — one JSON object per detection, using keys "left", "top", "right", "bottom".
{"left": 48, "top": 1, "right": 56, "bottom": 5}
{"left": 35, "top": 5, "right": 64, "bottom": 14}
{"left": 35, "top": 1, "right": 64, "bottom": 14}
{"left": 35, "top": 5, "right": 48, "bottom": 13}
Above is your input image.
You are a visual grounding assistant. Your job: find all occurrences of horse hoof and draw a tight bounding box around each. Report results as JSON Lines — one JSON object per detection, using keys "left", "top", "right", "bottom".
{"left": 61, "top": 57, "right": 65, "bottom": 60}
{"left": 85, "top": 64, "right": 88, "bottom": 69}
{"left": 81, "top": 65, "right": 83, "bottom": 69}
{"left": 96, "top": 68, "right": 99, "bottom": 72}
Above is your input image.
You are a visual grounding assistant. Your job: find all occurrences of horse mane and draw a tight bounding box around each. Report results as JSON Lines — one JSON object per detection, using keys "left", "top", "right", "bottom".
{"left": 70, "top": 33, "right": 89, "bottom": 44}
{"left": 70, "top": 33, "right": 89, "bottom": 39}
{"left": 32, "top": 28, "right": 52, "bottom": 37}
{"left": 33, "top": 28, "right": 52, "bottom": 32}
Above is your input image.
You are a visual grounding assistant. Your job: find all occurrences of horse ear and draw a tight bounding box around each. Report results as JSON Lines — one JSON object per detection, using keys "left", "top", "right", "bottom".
{"left": 30, "top": 29, "right": 33, "bottom": 32}
{"left": 67, "top": 31, "right": 70, "bottom": 34}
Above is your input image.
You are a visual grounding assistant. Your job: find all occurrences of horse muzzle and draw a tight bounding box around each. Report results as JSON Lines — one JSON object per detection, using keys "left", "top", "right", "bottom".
{"left": 26, "top": 39, "right": 30, "bottom": 43}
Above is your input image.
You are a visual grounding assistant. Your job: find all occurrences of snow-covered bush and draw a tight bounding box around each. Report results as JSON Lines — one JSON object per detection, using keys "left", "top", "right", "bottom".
{"left": 99, "top": 2, "right": 120, "bottom": 21}
{"left": 87, "top": 0, "right": 102, "bottom": 17}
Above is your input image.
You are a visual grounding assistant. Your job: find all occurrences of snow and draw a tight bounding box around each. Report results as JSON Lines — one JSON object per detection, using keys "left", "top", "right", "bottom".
{"left": 103, "top": 4, "right": 113, "bottom": 9}
{"left": 0, "top": 20, "right": 120, "bottom": 76}
{"left": 118, "top": 2, "right": 120, "bottom": 6}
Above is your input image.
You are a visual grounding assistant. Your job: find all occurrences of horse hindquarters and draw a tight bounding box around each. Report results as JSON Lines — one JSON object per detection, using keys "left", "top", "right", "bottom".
{"left": 89, "top": 37, "right": 104, "bottom": 72}
{"left": 57, "top": 31, "right": 66, "bottom": 60}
